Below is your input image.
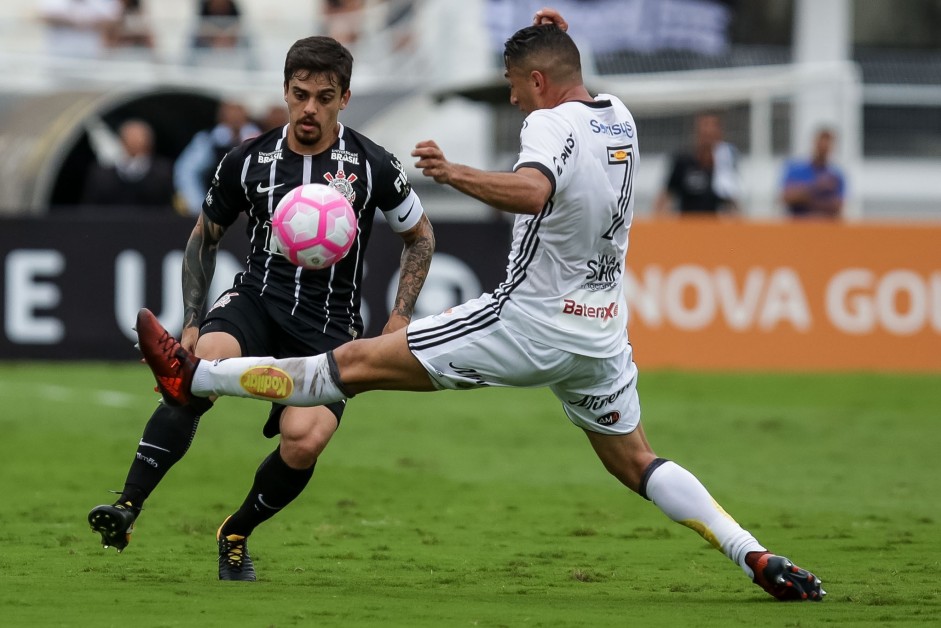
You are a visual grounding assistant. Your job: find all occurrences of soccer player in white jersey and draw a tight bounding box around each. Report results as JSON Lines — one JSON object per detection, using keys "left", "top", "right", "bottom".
{"left": 133, "top": 8, "right": 824, "bottom": 601}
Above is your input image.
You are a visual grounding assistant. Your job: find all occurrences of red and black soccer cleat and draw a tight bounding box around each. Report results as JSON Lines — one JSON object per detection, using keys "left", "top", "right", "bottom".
{"left": 135, "top": 308, "right": 200, "bottom": 406}
{"left": 747, "top": 551, "right": 826, "bottom": 601}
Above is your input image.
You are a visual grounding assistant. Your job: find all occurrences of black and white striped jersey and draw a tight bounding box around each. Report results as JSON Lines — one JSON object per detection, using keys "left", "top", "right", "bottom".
{"left": 202, "top": 123, "right": 423, "bottom": 341}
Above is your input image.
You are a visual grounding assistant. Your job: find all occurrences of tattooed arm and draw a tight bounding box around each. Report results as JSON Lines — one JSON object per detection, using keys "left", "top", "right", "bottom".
{"left": 180, "top": 212, "right": 228, "bottom": 351}
{"left": 383, "top": 213, "right": 434, "bottom": 335}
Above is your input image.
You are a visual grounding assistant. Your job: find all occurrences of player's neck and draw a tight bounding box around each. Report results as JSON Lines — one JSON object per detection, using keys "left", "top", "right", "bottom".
{"left": 552, "top": 84, "right": 593, "bottom": 107}
{"left": 286, "top": 124, "right": 340, "bottom": 156}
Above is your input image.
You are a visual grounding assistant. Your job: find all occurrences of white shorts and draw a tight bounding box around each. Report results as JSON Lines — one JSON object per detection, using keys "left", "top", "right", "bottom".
{"left": 406, "top": 295, "right": 641, "bottom": 435}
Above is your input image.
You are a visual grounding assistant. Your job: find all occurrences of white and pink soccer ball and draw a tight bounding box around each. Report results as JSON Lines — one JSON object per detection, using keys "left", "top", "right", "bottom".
{"left": 271, "top": 183, "right": 357, "bottom": 270}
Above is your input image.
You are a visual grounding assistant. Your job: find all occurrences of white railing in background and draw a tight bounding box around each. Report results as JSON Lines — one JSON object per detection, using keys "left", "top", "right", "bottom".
{"left": 1, "top": 0, "right": 940, "bottom": 220}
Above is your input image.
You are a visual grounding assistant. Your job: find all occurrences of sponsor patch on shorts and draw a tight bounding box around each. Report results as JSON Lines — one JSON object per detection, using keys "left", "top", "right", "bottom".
{"left": 596, "top": 411, "right": 620, "bottom": 426}
{"left": 239, "top": 366, "right": 293, "bottom": 399}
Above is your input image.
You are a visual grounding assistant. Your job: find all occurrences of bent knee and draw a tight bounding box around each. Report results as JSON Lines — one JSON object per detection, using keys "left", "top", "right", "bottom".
{"left": 332, "top": 338, "right": 381, "bottom": 384}
{"left": 278, "top": 409, "right": 338, "bottom": 465}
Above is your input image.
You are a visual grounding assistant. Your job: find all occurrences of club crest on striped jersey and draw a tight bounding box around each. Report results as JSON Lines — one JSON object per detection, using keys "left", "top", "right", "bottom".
{"left": 323, "top": 169, "right": 357, "bottom": 204}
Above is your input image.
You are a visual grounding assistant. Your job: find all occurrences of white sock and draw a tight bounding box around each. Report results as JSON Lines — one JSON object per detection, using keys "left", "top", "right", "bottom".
{"left": 644, "top": 460, "right": 766, "bottom": 578}
{"left": 191, "top": 353, "right": 347, "bottom": 406}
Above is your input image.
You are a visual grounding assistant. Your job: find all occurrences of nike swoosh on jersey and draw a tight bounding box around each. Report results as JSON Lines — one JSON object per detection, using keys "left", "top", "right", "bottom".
{"left": 397, "top": 199, "right": 416, "bottom": 223}
{"left": 257, "top": 182, "right": 284, "bottom": 194}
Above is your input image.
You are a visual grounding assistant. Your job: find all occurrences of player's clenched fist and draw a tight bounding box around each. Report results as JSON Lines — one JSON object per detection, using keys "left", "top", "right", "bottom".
{"left": 533, "top": 7, "right": 568, "bottom": 31}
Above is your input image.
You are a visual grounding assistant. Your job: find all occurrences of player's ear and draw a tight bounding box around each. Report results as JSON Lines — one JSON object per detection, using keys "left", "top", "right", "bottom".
{"left": 531, "top": 70, "right": 544, "bottom": 90}
{"left": 283, "top": 82, "right": 289, "bottom": 103}
{"left": 339, "top": 89, "right": 351, "bottom": 110}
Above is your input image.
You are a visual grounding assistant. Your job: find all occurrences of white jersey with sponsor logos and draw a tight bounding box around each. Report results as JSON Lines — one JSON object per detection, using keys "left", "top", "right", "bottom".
{"left": 493, "top": 93, "right": 637, "bottom": 357}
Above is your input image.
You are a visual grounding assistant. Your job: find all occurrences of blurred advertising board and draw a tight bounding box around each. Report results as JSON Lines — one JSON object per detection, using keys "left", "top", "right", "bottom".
{"left": 625, "top": 219, "right": 941, "bottom": 372}
{"left": 1, "top": 213, "right": 938, "bottom": 371}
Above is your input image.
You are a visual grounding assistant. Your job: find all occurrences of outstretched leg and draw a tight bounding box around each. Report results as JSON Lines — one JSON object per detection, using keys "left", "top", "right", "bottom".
{"left": 135, "top": 307, "right": 434, "bottom": 409}
{"left": 585, "top": 425, "right": 824, "bottom": 601}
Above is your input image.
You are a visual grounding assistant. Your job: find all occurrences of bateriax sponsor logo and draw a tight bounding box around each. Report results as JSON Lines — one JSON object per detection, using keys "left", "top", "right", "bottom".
{"left": 596, "top": 411, "right": 620, "bottom": 425}
{"left": 562, "top": 299, "right": 619, "bottom": 320}
{"left": 239, "top": 366, "right": 293, "bottom": 399}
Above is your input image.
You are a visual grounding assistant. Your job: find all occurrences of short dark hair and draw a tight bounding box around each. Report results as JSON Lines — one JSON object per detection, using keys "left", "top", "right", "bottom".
{"left": 503, "top": 24, "right": 581, "bottom": 79}
{"left": 283, "top": 36, "right": 353, "bottom": 92}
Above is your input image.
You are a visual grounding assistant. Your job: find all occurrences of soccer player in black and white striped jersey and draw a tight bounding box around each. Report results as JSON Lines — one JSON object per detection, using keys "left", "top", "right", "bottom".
{"left": 89, "top": 35, "right": 435, "bottom": 581}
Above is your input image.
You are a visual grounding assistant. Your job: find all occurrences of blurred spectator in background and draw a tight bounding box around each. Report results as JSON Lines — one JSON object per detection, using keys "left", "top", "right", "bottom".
{"left": 38, "top": 0, "right": 122, "bottom": 58}
{"left": 385, "top": 0, "right": 417, "bottom": 52}
{"left": 653, "top": 111, "right": 740, "bottom": 217}
{"left": 80, "top": 119, "right": 174, "bottom": 210}
{"left": 174, "top": 100, "right": 260, "bottom": 216}
{"left": 105, "top": 0, "right": 155, "bottom": 53}
{"left": 258, "top": 103, "right": 289, "bottom": 132}
{"left": 486, "top": 0, "right": 733, "bottom": 56}
{"left": 780, "top": 128, "right": 845, "bottom": 220}
{"left": 322, "top": 0, "right": 364, "bottom": 46}
{"left": 192, "top": 0, "right": 244, "bottom": 50}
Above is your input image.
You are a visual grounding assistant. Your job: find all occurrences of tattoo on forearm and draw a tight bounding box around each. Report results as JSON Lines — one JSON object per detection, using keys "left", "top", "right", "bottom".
{"left": 392, "top": 216, "right": 434, "bottom": 319}
{"left": 182, "top": 216, "right": 226, "bottom": 329}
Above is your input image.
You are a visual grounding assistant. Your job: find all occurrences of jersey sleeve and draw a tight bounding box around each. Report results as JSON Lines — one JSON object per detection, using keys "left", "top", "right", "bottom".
{"left": 374, "top": 151, "right": 424, "bottom": 233}
{"left": 202, "top": 146, "right": 250, "bottom": 227}
{"left": 513, "top": 110, "right": 576, "bottom": 197}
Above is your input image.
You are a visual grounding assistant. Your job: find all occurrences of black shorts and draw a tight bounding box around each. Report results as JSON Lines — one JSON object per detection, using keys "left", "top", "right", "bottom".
{"left": 200, "top": 288, "right": 348, "bottom": 436}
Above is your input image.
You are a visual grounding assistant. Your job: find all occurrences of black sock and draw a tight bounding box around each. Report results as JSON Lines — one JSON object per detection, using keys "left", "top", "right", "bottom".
{"left": 119, "top": 400, "right": 212, "bottom": 512}
{"left": 222, "top": 447, "right": 315, "bottom": 537}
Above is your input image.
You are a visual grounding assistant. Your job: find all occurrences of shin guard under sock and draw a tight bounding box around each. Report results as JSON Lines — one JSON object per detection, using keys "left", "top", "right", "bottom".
{"left": 119, "top": 399, "right": 212, "bottom": 510}
{"left": 642, "top": 459, "right": 766, "bottom": 576}
{"left": 222, "top": 447, "right": 315, "bottom": 537}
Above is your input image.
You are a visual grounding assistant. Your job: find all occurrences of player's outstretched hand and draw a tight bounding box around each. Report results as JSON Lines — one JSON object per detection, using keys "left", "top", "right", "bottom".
{"left": 533, "top": 7, "right": 568, "bottom": 31}
{"left": 412, "top": 140, "right": 452, "bottom": 185}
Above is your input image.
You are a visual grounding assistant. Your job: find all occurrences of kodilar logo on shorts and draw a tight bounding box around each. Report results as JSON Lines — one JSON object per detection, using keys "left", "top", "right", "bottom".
{"left": 239, "top": 366, "right": 294, "bottom": 399}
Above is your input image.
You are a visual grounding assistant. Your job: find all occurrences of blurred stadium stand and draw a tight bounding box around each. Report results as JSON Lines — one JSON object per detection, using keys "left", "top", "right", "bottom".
{"left": 0, "top": 0, "right": 939, "bottom": 220}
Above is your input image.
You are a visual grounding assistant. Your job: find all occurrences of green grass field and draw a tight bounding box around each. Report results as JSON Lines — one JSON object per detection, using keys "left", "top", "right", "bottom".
{"left": 1, "top": 363, "right": 939, "bottom": 627}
